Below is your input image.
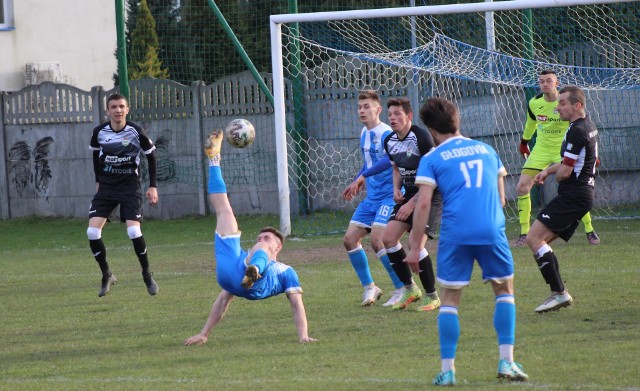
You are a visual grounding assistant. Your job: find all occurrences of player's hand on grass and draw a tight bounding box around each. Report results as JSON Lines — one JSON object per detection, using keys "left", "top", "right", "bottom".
{"left": 299, "top": 336, "right": 318, "bottom": 343}
{"left": 519, "top": 139, "right": 530, "bottom": 159}
{"left": 184, "top": 334, "right": 208, "bottom": 346}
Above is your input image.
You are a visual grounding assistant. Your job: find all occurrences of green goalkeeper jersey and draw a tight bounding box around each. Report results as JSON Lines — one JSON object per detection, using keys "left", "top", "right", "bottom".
{"left": 523, "top": 93, "right": 569, "bottom": 153}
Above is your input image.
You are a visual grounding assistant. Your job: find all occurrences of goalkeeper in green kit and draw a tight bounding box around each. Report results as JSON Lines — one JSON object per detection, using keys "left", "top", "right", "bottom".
{"left": 514, "top": 70, "right": 599, "bottom": 246}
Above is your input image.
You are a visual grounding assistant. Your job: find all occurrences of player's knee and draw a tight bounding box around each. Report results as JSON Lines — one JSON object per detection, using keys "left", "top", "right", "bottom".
{"left": 127, "top": 225, "right": 143, "bottom": 239}
{"left": 516, "top": 182, "right": 531, "bottom": 196}
{"left": 343, "top": 234, "right": 358, "bottom": 250}
{"left": 87, "top": 227, "right": 102, "bottom": 240}
{"left": 382, "top": 235, "right": 396, "bottom": 250}
{"left": 370, "top": 239, "right": 385, "bottom": 254}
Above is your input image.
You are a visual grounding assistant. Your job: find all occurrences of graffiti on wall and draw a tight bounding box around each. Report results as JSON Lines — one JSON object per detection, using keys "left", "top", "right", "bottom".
{"left": 8, "top": 137, "right": 54, "bottom": 200}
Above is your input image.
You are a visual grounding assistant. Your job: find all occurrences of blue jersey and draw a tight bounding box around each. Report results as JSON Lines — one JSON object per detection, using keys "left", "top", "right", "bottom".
{"left": 415, "top": 136, "right": 508, "bottom": 245}
{"left": 360, "top": 123, "right": 394, "bottom": 201}
{"left": 214, "top": 233, "right": 303, "bottom": 300}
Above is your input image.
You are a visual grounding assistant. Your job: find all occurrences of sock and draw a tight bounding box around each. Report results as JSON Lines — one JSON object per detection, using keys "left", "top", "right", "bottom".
{"left": 131, "top": 236, "right": 150, "bottom": 273}
{"left": 208, "top": 165, "right": 227, "bottom": 194}
{"left": 418, "top": 250, "right": 437, "bottom": 295}
{"left": 581, "top": 212, "right": 594, "bottom": 233}
{"left": 517, "top": 194, "right": 531, "bottom": 235}
{"left": 377, "top": 249, "right": 403, "bottom": 289}
{"left": 348, "top": 246, "right": 373, "bottom": 287}
{"left": 535, "top": 247, "right": 564, "bottom": 292}
{"left": 494, "top": 294, "right": 516, "bottom": 362}
{"left": 89, "top": 239, "right": 110, "bottom": 276}
{"left": 442, "top": 358, "right": 455, "bottom": 373}
{"left": 438, "top": 306, "right": 460, "bottom": 361}
{"left": 248, "top": 249, "right": 269, "bottom": 274}
{"left": 386, "top": 244, "right": 412, "bottom": 286}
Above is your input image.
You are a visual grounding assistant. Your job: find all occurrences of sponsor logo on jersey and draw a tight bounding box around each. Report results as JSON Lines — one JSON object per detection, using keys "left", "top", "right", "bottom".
{"left": 122, "top": 140, "right": 130, "bottom": 146}
{"left": 398, "top": 167, "right": 417, "bottom": 176}
{"left": 104, "top": 155, "right": 132, "bottom": 164}
{"left": 103, "top": 165, "right": 133, "bottom": 174}
{"left": 537, "top": 115, "right": 548, "bottom": 122}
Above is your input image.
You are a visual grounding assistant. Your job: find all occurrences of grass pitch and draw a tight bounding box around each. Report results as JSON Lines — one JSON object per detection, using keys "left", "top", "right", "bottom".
{"left": 1, "top": 216, "right": 639, "bottom": 390}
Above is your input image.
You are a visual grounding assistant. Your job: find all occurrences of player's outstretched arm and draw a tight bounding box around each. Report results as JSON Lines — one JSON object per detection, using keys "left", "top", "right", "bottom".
{"left": 205, "top": 130, "right": 238, "bottom": 236}
{"left": 288, "top": 293, "right": 317, "bottom": 343}
{"left": 184, "top": 289, "right": 235, "bottom": 346}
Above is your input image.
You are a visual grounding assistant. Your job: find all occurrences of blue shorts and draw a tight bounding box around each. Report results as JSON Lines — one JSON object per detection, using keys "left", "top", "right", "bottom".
{"left": 436, "top": 241, "right": 514, "bottom": 289}
{"left": 215, "top": 232, "right": 302, "bottom": 300}
{"left": 215, "top": 233, "right": 248, "bottom": 295}
{"left": 349, "top": 197, "right": 395, "bottom": 229}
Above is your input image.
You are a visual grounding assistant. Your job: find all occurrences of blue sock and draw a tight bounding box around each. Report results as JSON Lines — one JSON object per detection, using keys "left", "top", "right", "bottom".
{"left": 438, "top": 306, "right": 460, "bottom": 359}
{"left": 348, "top": 246, "right": 373, "bottom": 286}
{"left": 208, "top": 166, "right": 227, "bottom": 194}
{"left": 378, "top": 250, "right": 403, "bottom": 289}
{"left": 248, "top": 249, "right": 269, "bottom": 274}
{"left": 494, "top": 294, "right": 516, "bottom": 345}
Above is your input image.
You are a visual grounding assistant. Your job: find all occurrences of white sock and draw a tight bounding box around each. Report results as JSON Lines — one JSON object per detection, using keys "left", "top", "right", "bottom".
{"left": 499, "top": 344, "right": 514, "bottom": 362}
{"left": 442, "top": 359, "right": 455, "bottom": 373}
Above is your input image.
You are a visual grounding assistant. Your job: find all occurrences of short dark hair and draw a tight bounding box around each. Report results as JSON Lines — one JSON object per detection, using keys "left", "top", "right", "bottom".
{"left": 106, "top": 93, "right": 128, "bottom": 106}
{"left": 559, "top": 85, "right": 586, "bottom": 107}
{"left": 419, "top": 97, "right": 460, "bottom": 135}
{"left": 259, "top": 227, "right": 285, "bottom": 245}
{"left": 387, "top": 97, "right": 412, "bottom": 114}
{"left": 539, "top": 69, "right": 557, "bottom": 77}
{"left": 358, "top": 90, "right": 380, "bottom": 104}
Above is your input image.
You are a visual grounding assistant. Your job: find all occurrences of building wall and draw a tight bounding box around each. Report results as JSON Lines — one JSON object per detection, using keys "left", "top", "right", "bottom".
{"left": 0, "top": 1, "right": 116, "bottom": 91}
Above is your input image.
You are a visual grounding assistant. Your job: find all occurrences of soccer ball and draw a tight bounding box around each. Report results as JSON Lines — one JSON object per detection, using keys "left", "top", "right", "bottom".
{"left": 225, "top": 119, "right": 255, "bottom": 148}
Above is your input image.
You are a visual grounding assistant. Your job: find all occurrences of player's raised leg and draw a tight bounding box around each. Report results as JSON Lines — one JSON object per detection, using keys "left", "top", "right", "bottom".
{"left": 204, "top": 130, "right": 238, "bottom": 236}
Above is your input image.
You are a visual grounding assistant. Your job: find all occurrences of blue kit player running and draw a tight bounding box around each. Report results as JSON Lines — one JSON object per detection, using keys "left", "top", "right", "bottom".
{"left": 341, "top": 90, "right": 403, "bottom": 307}
{"left": 184, "top": 130, "right": 317, "bottom": 345}
{"left": 405, "top": 98, "right": 528, "bottom": 385}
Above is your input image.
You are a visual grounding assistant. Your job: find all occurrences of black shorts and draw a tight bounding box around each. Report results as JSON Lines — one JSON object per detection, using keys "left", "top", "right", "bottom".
{"left": 537, "top": 190, "right": 593, "bottom": 242}
{"left": 387, "top": 188, "right": 442, "bottom": 239}
{"left": 389, "top": 201, "right": 434, "bottom": 239}
{"left": 89, "top": 184, "right": 144, "bottom": 222}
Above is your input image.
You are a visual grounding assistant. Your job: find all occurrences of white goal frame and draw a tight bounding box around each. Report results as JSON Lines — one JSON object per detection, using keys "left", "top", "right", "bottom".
{"left": 270, "top": 0, "right": 638, "bottom": 236}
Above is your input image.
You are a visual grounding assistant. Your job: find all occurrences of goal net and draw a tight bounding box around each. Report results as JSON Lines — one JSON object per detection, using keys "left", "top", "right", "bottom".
{"left": 271, "top": 0, "right": 640, "bottom": 236}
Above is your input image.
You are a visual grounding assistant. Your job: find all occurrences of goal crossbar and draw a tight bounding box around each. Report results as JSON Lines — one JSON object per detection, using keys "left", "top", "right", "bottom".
{"left": 270, "top": 0, "right": 637, "bottom": 24}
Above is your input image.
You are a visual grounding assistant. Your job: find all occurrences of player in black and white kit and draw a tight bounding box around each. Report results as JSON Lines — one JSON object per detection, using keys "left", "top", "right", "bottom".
{"left": 87, "top": 93, "right": 159, "bottom": 297}
{"left": 525, "top": 86, "right": 599, "bottom": 313}
{"left": 381, "top": 98, "right": 442, "bottom": 311}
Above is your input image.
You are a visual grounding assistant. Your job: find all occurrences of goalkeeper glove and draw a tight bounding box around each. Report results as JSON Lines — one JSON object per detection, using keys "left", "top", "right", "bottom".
{"left": 519, "top": 139, "right": 530, "bottom": 158}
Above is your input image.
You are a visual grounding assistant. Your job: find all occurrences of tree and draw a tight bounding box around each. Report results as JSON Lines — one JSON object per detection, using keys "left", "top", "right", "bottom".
{"left": 129, "top": 0, "right": 170, "bottom": 79}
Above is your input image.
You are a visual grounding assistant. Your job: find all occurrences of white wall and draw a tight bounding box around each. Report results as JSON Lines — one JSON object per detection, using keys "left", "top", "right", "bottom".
{"left": 0, "top": 1, "right": 116, "bottom": 91}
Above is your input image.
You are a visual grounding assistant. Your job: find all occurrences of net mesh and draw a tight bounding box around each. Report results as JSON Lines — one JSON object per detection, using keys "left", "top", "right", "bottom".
{"left": 277, "top": 2, "right": 640, "bottom": 234}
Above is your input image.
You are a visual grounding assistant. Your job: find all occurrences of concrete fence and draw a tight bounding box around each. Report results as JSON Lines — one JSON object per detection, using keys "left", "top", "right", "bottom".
{"left": 0, "top": 73, "right": 281, "bottom": 220}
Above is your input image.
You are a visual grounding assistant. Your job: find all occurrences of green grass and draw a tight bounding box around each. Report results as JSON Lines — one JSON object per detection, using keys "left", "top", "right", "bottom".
{"left": 1, "top": 217, "right": 639, "bottom": 390}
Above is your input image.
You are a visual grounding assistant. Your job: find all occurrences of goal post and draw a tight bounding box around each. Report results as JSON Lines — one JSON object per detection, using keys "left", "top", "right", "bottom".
{"left": 271, "top": 0, "right": 640, "bottom": 236}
